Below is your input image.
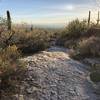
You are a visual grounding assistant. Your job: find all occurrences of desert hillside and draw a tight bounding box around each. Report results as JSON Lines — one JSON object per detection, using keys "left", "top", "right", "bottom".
{"left": 0, "top": 0, "right": 100, "bottom": 99}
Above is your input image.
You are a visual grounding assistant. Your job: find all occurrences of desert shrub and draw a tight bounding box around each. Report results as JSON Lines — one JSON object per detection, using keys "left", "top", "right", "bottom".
{"left": 57, "top": 19, "right": 88, "bottom": 47}
{"left": 0, "top": 26, "right": 51, "bottom": 54}
{"left": 83, "top": 27, "right": 100, "bottom": 38}
{"left": 0, "top": 45, "right": 20, "bottom": 60}
{"left": 9, "top": 28, "right": 51, "bottom": 54}
{"left": 0, "top": 30, "right": 16, "bottom": 48}
{"left": 0, "top": 45, "right": 26, "bottom": 96}
{"left": 62, "top": 19, "right": 87, "bottom": 38}
{"left": 66, "top": 19, "right": 88, "bottom": 38}
{"left": 74, "top": 36, "right": 100, "bottom": 58}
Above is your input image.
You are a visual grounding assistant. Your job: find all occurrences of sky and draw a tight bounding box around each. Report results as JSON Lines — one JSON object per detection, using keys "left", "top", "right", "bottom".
{"left": 0, "top": 0, "right": 99, "bottom": 27}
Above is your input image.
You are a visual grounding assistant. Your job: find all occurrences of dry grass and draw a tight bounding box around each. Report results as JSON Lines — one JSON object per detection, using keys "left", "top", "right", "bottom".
{"left": 78, "top": 36, "right": 100, "bottom": 57}
{"left": 0, "top": 45, "right": 26, "bottom": 96}
{"left": 0, "top": 27, "right": 52, "bottom": 54}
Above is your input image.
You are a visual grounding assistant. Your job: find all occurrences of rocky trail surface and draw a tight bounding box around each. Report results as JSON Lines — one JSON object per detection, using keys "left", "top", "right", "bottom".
{"left": 4, "top": 46, "right": 100, "bottom": 100}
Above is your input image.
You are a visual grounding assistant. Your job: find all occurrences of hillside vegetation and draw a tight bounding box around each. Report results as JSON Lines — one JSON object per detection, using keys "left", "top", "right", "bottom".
{"left": 0, "top": 14, "right": 53, "bottom": 97}
{"left": 56, "top": 19, "right": 100, "bottom": 84}
{"left": 57, "top": 19, "right": 100, "bottom": 58}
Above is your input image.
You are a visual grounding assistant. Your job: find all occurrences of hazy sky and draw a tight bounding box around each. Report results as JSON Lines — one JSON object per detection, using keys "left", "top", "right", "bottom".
{"left": 0, "top": 0, "right": 99, "bottom": 26}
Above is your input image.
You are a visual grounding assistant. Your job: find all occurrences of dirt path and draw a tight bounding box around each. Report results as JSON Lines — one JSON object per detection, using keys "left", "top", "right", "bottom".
{"left": 19, "top": 46, "right": 99, "bottom": 100}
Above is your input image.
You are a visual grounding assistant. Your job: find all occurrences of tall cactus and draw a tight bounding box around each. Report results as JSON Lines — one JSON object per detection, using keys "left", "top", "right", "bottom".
{"left": 88, "top": 11, "right": 91, "bottom": 27}
{"left": 30, "top": 25, "right": 33, "bottom": 31}
{"left": 97, "top": 11, "right": 100, "bottom": 25}
{"left": 7, "top": 10, "right": 11, "bottom": 31}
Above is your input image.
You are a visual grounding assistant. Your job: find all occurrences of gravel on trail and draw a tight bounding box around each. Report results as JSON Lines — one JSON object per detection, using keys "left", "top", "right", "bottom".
{"left": 2, "top": 46, "right": 99, "bottom": 100}
{"left": 18, "top": 46, "right": 99, "bottom": 100}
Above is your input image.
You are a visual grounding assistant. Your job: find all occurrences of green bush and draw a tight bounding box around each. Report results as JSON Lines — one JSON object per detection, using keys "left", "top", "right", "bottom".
{"left": 0, "top": 27, "right": 51, "bottom": 54}
{"left": 61, "top": 19, "right": 88, "bottom": 39}
{"left": 66, "top": 19, "right": 88, "bottom": 38}
{"left": 12, "top": 28, "right": 51, "bottom": 54}
{"left": 57, "top": 19, "right": 88, "bottom": 47}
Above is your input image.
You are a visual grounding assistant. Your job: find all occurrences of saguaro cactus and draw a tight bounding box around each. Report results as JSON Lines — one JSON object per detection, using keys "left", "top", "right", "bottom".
{"left": 97, "top": 11, "right": 100, "bottom": 25}
{"left": 88, "top": 11, "right": 91, "bottom": 27}
{"left": 30, "top": 25, "right": 33, "bottom": 31}
{"left": 7, "top": 10, "right": 11, "bottom": 30}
